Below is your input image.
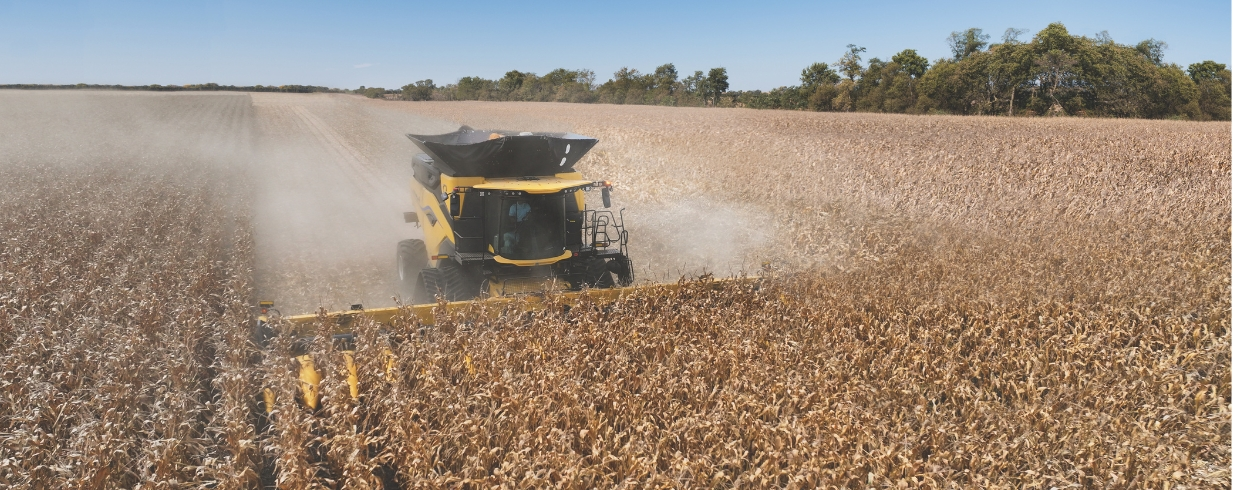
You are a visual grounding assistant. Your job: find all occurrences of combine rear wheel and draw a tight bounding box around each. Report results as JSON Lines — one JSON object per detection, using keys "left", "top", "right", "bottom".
{"left": 608, "top": 256, "right": 634, "bottom": 286}
{"left": 585, "top": 258, "right": 616, "bottom": 289}
{"left": 398, "top": 239, "right": 428, "bottom": 300}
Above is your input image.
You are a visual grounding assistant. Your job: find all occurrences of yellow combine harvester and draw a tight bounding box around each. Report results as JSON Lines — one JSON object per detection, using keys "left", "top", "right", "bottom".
{"left": 399, "top": 126, "right": 633, "bottom": 299}
{"left": 257, "top": 127, "right": 642, "bottom": 409}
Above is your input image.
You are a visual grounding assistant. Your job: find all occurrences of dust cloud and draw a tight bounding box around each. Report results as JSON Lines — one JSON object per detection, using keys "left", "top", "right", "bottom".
{"left": 622, "top": 198, "right": 772, "bottom": 281}
{"left": 369, "top": 101, "right": 781, "bottom": 283}
{"left": 0, "top": 91, "right": 252, "bottom": 176}
{"left": 0, "top": 91, "right": 777, "bottom": 316}
{"left": 246, "top": 95, "right": 776, "bottom": 311}
{"left": 248, "top": 94, "right": 445, "bottom": 313}
{"left": 0, "top": 90, "right": 255, "bottom": 246}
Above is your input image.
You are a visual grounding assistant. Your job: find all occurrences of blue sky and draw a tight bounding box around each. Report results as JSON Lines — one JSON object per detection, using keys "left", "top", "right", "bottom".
{"left": 0, "top": 0, "right": 1231, "bottom": 91}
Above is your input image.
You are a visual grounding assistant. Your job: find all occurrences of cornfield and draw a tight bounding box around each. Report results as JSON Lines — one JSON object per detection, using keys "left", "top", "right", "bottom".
{"left": 0, "top": 91, "right": 1229, "bottom": 488}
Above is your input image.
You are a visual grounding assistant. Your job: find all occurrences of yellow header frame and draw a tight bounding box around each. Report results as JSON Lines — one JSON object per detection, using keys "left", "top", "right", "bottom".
{"left": 274, "top": 277, "right": 756, "bottom": 335}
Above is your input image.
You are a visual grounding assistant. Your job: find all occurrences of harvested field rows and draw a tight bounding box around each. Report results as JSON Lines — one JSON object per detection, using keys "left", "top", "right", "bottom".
{"left": 0, "top": 92, "right": 1230, "bottom": 487}
{"left": 0, "top": 92, "right": 260, "bottom": 486}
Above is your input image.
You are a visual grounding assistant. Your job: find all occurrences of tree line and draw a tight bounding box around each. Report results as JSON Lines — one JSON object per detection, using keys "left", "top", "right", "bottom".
{"left": 2, "top": 83, "right": 345, "bottom": 93}
{"left": 362, "top": 65, "right": 735, "bottom": 107}
{"left": 7, "top": 23, "right": 1226, "bottom": 120}
{"left": 374, "top": 23, "right": 1228, "bottom": 120}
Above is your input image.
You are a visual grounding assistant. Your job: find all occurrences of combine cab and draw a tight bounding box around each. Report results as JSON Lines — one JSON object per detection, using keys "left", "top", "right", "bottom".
{"left": 399, "top": 126, "right": 633, "bottom": 301}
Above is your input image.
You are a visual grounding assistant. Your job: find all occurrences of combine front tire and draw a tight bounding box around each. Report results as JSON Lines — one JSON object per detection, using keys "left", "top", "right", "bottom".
{"left": 418, "top": 267, "right": 443, "bottom": 301}
{"left": 419, "top": 261, "right": 479, "bottom": 302}
{"left": 439, "top": 259, "right": 480, "bottom": 301}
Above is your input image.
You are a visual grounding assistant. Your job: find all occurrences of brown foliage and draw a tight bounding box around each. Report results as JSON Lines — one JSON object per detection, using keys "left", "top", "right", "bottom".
{"left": 0, "top": 93, "right": 1229, "bottom": 487}
{"left": 0, "top": 92, "right": 260, "bottom": 488}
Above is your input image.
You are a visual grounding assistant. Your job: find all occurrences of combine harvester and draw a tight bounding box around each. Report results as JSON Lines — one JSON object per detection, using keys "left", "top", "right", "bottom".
{"left": 257, "top": 126, "right": 726, "bottom": 409}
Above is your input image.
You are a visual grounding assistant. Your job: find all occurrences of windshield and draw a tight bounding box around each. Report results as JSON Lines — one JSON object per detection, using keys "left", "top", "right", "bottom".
{"left": 490, "top": 193, "right": 566, "bottom": 260}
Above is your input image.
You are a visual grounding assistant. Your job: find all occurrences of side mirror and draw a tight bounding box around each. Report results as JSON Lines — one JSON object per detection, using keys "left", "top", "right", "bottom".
{"left": 602, "top": 187, "right": 612, "bottom": 208}
{"left": 449, "top": 192, "right": 461, "bottom": 216}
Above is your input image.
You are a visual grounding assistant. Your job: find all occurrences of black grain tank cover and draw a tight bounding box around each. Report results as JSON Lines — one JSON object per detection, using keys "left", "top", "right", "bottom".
{"left": 407, "top": 126, "right": 598, "bottom": 178}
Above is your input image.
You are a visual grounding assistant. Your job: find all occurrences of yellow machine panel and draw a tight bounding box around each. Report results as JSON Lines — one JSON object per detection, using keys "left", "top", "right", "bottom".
{"left": 473, "top": 177, "right": 592, "bottom": 194}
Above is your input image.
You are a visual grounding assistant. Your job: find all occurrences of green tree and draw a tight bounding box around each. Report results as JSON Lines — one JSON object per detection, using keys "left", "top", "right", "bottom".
{"left": 853, "top": 57, "right": 887, "bottom": 111}
{"left": 985, "top": 42, "right": 1033, "bottom": 115}
{"left": 339, "top": 24, "right": 1226, "bottom": 120}
{"left": 948, "top": 28, "right": 989, "bottom": 60}
{"left": 653, "top": 63, "right": 679, "bottom": 99}
{"left": 565, "top": 69, "right": 596, "bottom": 102}
{"left": 874, "top": 50, "right": 929, "bottom": 112}
{"left": 1033, "top": 50, "right": 1078, "bottom": 113}
{"left": 400, "top": 79, "right": 435, "bottom": 101}
{"left": 1031, "top": 23, "right": 1075, "bottom": 52}
{"left": 834, "top": 44, "right": 867, "bottom": 81}
{"left": 807, "top": 84, "right": 837, "bottom": 111}
{"left": 553, "top": 69, "right": 597, "bottom": 103}
{"left": 702, "top": 67, "right": 729, "bottom": 105}
{"left": 832, "top": 79, "right": 855, "bottom": 111}
{"left": 542, "top": 68, "right": 576, "bottom": 87}
{"left": 1002, "top": 28, "right": 1028, "bottom": 44}
{"left": 1188, "top": 60, "right": 1228, "bottom": 83}
{"left": 1135, "top": 39, "right": 1167, "bottom": 66}
{"left": 1189, "top": 61, "right": 1230, "bottom": 120}
{"left": 735, "top": 86, "right": 805, "bottom": 110}
{"left": 1084, "top": 40, "right": 1154, "bottom": 117}
{"left": 682, "top": 71, "right": 704, "bottom": 95}
{"left": 576, "top": 69, "right": 596, "bottom": 88}
{"left": 454, "top": 76, "right": 492, "bottom": 100}
{"left": 800, "top": 62, "right": 840, "bottom": 112}
{"left": 956, "top": 52, "right": 1000, "bottom": 114}
{"left": 1028, "top": 23, "right": 1085, "bottom": 115}
{"left": 800, "top": 62, "right": 840, "bottom": 87}
{"left": 596, "top": 67, "right": 645, "bottom": 104}
{"left": 499, "top": 70, "right": 527, "bottom": 94}
{"left": 891, "top": 49, "right": 928, "bottom": 78}
{"left": 916, "top": 60, "right": 963, "bottom": 113}
{"left": 1150, "top": 64, "right": 1199, "bottom": 118}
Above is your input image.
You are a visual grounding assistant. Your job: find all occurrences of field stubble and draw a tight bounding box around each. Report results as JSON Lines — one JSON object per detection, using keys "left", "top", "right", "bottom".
{"left": 0, "top": 92, "right": 1230, "bottom": 488}
{"left": 0, "top": 92, "right": 261, "bottom": 486}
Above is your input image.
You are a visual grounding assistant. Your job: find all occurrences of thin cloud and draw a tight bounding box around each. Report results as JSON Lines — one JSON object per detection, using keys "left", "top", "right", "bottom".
{"left": 353, "top": 63, "right": 375, "bottom": 69}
